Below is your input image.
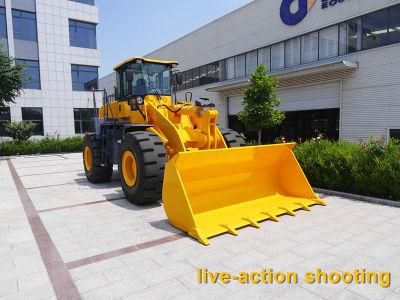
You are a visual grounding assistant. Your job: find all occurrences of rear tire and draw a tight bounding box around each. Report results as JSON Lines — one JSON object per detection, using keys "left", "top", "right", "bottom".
{"left": 83, "top": 133, "right": 113, "bottom": 183}
{"left": 220, "top": 129, "right": 246, "bottom": 148}
{"left": 119, "top": 131, "right": 167, "bottom": 205}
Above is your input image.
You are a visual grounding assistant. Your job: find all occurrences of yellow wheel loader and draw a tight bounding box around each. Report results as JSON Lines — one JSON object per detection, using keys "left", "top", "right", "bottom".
{"left": 83, "top": 57, "right": 326, "bottom": 245}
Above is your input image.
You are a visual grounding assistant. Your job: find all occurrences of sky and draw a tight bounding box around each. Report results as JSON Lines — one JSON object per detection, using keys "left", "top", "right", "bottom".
{"left": 96, "top": 0, "right": 252, "bottom": 77}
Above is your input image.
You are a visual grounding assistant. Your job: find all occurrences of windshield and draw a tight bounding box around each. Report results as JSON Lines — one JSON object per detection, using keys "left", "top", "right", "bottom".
{"left": 124, "top": 62, "right": 171, "bottom": 97}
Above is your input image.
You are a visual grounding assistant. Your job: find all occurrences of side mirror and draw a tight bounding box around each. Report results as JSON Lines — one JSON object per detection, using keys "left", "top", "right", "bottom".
{"left": 172, "top": 72, "right": 183, "bottom": 85}
{"left": 125, "top": 69, "right": 134, "bottom": 83}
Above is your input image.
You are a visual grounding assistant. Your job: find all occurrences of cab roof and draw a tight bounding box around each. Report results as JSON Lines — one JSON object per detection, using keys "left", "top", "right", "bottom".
{"left": 113, "top": 56, "right": 179, "bottom": 71}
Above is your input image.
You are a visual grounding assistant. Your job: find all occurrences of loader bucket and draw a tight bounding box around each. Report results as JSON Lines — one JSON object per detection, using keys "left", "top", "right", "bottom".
{"left": 162, "top": 143, "right": 326, "bottom": 245}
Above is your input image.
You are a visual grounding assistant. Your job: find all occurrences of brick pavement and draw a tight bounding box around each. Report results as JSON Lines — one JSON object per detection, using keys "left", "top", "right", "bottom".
{"left": 1, "top": 153, "right": 400, "bottom": 299}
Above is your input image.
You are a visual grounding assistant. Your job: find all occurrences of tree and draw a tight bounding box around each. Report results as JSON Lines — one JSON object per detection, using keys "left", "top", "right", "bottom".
{"left": 0, "top": 48, "right": 24, "bottom": 108}
{"left": 238, "top": 64, "right": 285, "bottom": 145}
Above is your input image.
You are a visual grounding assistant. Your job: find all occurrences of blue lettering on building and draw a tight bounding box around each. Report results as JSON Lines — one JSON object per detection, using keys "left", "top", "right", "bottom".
{"left": 321, "top": 0, "right": 346, "bottom": 9}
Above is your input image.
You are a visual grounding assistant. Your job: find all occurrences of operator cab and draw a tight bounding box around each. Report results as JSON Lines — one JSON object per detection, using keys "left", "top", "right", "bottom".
{"left": 114, "top": 57, "right": 180, "bottom": 102}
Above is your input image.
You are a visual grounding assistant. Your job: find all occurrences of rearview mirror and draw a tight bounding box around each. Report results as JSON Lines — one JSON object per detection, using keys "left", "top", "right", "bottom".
{"left": 125, "top": 69, "right": 134, "bottom": 83}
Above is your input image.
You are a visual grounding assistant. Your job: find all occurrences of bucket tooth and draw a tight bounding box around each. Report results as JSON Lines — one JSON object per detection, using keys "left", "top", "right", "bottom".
{"left": 295, "top": 202, "right": 311, "bottom": 211}
{"left": 262, "top": 212, "right": 280, "bottom": 222}
{"left": 221, "top": 224, "right": 239, "bottom": 236}
{"left": 279, "top": 207, "right": 296, "bottom": 216}
{"left": 162, "top": 144, "right": 328, "bottom": 246}
{"left": 242, "top": 217, "right": 260, "bottom": 228}
{"left": 189, "top": 230, "right": 210, "bottom": 246}
{"left": 312, "top": 197, "right": 327, "bottom": 206}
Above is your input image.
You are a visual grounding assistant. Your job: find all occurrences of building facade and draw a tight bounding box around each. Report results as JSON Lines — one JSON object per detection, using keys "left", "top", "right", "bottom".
{"left": 128, "top": 0, "right": 400, "bottom": 143}
{"left": 0, "top": 0, "right": 100, "bottom": 138}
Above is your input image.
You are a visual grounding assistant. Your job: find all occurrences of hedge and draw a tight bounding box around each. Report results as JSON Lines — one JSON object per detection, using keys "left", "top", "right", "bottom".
{"left": 1, "top": 134, "right": 399, "bottom": 201}
{"left": 0, "top": 136, "right": 83, "bottom": 156}
{"left": 294, "top": 139, "right": 400, "bottom": 201}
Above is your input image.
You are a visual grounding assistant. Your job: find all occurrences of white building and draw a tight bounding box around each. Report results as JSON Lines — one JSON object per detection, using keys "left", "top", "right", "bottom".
{"left": 0, "top": 0, "right": 100, "bottom": 138}
{"left": 101, "top": 0, "right": 400, "bottom": 143}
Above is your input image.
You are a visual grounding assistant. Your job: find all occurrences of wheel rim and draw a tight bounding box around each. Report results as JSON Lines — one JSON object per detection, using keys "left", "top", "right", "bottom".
{"left": 122, "top": 151, "right": 138, "bottom": 187}
{"left": 84, "top": 146, "right": 92, "bottom": 171}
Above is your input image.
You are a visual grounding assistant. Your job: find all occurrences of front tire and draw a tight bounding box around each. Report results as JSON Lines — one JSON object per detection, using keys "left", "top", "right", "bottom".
{"left": 83, "top": 133, "right": 113, "bottom": 183}
{"left": 119, "top": 131, "right": 167, "bottom": 205}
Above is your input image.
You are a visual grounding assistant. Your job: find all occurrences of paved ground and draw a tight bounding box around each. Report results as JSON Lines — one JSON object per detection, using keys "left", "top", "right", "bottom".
{"left": 1, "top": 153, "right": 400, "bottom": 299}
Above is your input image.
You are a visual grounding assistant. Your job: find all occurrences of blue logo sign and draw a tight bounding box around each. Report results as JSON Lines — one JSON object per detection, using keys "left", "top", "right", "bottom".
{"left": 280, "top": 0, "right": 317, "bottom": 26}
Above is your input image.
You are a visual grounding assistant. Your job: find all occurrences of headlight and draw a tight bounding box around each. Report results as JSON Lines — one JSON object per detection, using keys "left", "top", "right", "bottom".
{"left": 136, "top": 97, "right": 144, "bottom": 105}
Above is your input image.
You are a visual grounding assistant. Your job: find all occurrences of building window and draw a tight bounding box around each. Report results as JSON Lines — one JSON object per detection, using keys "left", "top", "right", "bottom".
{"left": 21, "top": 107, "right": 43, "bottom": 136}
{"left": 301, "top": 32, "right": 318, "bottom": 63}
{"left": 176, "top": 62, "right": 221, "bottom": 91}
{"left": 362, "top": 9, "right": 389, "bottom": 50}
{"left": 69, "top": 19, "right": 97, "bottom": 49}
{"left": 74, "top": 108, "right": 95, "bottom": 134}
{"left": 319, "top": 25, "right": 339, "bottom": 59}
{"left": 69, "top": 0, "right": 95, "bottom": 5}
{"left": 185, "top": 69, "right": 193, "bottom": 89}
{"left": 178, "top": 71, "right": 185, "bottom": 91}
{"left": 192, "top": 68, "right": 200, "bottom": 88}
{"left": 245, "top": 51, "right": 257, "bottom": 75}
{"left": 174, "top": 4, "right": 400, "bottom": 90}
{"left": 218, "top": 61, "right": 225, "bottom": 82}
{"left": 257, "top": 47, "right": 270, "bottom": 70}
{"left": 199, "top": 65, "right": 208, "bottom": 86}
{"left": 281, "top": 109, "right": 339, "bottom": 142}
{"left": 225, "top": 57, "right": 235, "bottom": 80}
{"left": 285, "top": 37, "right": 300, "bottom": 67}
{"left": 0, "top": 7, "right": 7, "bottom": 38}
{"left": 0, "top": 107, "right": 11, "bottom": 136}
{"left": 235, "top": 54, "right": 245, "bottom": 78}
{"left": 339, "top": 23, "right": 347, "bottom": 55}
{"left": 390, "top": 129, "right": 400, "bottom": 140}
{"left": 214, "top": 61, "right": 221, "bottom": 83}
{"left": 12, "top": 9, "right": 37, "bottom": 42}
{"left": 71, "top": 64, "right": 98, "bottom": 91}
{"left": 389, "top": 5, "right": 400, "bottom": 44}
{"left": 16, "top": 59, "right": 41, "bottom": 89}
{"left": 229, "top": 108, "right": 339, "bottom": 143}
{"left": 343, "top": 18, "right": 362, "bottom": 54}
{"left": 207, "top": 61, "right": 220, "bottom": 84}
{"left": 271, "top": 42, "right": 284, "bottom": 70}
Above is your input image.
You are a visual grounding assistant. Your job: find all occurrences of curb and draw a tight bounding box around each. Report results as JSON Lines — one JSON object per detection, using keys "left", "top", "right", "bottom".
{"left": 314, "top": 188, "right": 400, "bottom": 208}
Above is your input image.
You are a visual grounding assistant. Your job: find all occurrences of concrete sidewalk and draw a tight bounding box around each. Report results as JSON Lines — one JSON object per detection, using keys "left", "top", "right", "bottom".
{"left": 1, "top": 153, "right": 400, "bottom": 299}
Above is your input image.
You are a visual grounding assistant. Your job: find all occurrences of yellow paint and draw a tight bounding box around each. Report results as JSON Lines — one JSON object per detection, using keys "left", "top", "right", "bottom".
{"left": 99, "top": 94, "right": 227, "bottom": 159}
{"left": 162, "top": 143, "right": 326, "bottom": 245}
{"left": 84, "top": 146, "right": 92, "bottom": 171}
{"left": 121, "top": 151, "right": 137, "bottom": 187}
{"left": 121, "top": 151, "right": 138, "bottom": 187}
{"left": 114, "top": 56, "right": 178, "bottom": 70}
{"left": 95, "top": 57, "right": 326, "bottom": 245}
{"left": 98, "top": 100, "right": 146, "bottom": 124}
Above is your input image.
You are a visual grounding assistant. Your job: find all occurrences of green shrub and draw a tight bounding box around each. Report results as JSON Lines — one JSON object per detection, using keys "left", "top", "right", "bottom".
{"left": 0, "top": 135, "right": 83, "bottom": 156}
{"left": 294, "top": 138, "right": 400, "bottom": 201}
{"left": 245, "top": 140, "right": 258, "bottom": 146}
{"left": 5, "top": 121, "right": 36, "bottom": 142}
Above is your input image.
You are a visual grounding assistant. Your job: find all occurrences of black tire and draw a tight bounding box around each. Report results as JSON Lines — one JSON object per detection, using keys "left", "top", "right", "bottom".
{"left": 83, "top": 133, "right": 113, "bottom": 183}
{"left": 220, "top": 129, "right": 246, "bottom": 148}
{"left": 119, "top": 131, "right": 167, "bottom": 205}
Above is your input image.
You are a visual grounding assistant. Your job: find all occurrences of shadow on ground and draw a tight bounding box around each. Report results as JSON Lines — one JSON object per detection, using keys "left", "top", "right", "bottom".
{"left": 149, "top": 219, "right": 182, "bottom": 234}
{"left": 73, "top": 178, "right": 121, "bottom": 189}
